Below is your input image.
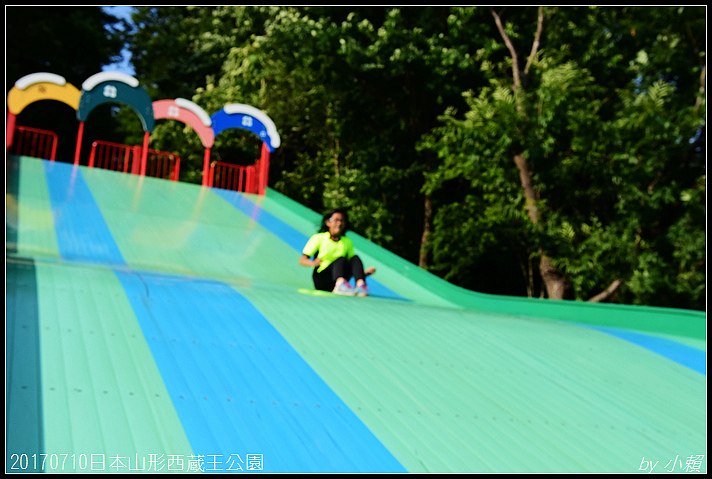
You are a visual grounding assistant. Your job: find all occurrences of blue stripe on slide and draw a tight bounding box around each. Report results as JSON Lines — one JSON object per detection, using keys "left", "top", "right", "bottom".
{"left": 44, "top": 162, "right": 125, "bottom": 265}
{"left": 115, "top": 270, "right": 407, "bottom": 473}
{"left": 587, "top": 325, "right": 706, "bottom": 375}
{"left": 211, "top": 189, "right": 407, "bottom": 300}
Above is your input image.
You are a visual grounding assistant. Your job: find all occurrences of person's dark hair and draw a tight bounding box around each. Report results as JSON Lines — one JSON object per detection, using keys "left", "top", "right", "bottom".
{"left": 319, "top": 208, "right": 350, "bottom": 233}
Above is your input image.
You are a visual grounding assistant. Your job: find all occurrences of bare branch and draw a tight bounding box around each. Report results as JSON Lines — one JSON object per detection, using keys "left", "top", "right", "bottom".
{"left": 490, "top": 8, "right": 521, "bottom": 92}
{"left": 524, "top": 6, "right": 544, "bottom": 75}
{"left": 588, "top": 279, "right": 622, "bottom": 303}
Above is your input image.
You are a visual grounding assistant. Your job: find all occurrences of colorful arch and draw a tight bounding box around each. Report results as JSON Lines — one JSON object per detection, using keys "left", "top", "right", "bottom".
{"left": 7, "top": 72, "right": 280, "bottom": 195}
{"left": 207, "top": 104, "right": 280, "bottom": 194}
{"left": 7, "top": 72, "right": 82, "bottom": 115}
{"left": 211, "top": 104, "right": 281, "bottom": 152}
{"left": 153, "top": 98, "right": 214, "bottom": 148}
{"left": 78, "top": 72, "right": 155, "bottom": 132}
{"left": 6, "top": 73, "right": 81, "bottom": 150}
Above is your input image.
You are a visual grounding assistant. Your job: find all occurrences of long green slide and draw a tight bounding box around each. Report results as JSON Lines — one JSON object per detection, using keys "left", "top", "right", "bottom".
{"left": 6, "top": 155, "right": 706, "bottom": 473}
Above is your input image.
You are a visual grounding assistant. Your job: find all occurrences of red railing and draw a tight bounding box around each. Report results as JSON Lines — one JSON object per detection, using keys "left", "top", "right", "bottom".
{"left": 209, "top": 161, "right": 258, "bottom": 194}
{"left": 88, "top": 140, "right": 136, "bottom": 173}
{"left": 9, "top": 125, "right": 58, "bottom": 161}
{"left": 89, "top": 140, "right": 180, "bottom": 181}
{"left": 206, "top": 143, "right": 271, "bottom": 195}
{"left": 144, "top": 149, "right": 181, "bottom": 182}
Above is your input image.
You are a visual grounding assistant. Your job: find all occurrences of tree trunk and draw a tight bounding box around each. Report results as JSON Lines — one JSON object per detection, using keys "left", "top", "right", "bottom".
{"left": 539, "top": 254, "right": 567, "bottom": 300}
{"left": 518, "top": 247, "right": 536, "bottom": 297}
{"left": 418, "top": 194, "right": 433, "bottom": 268}
{"left": 494, "top": 8, "right": 567, "bottom": 299}
{"left": 513, "top": 153, "right": 567, "bottom": 299}
{"left": 513, "top": 154, "right": 539, "bottom": 224}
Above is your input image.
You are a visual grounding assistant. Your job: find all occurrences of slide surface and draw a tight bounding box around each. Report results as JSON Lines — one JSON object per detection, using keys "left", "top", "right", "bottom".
{"left": 6, "top": 156, "right": 706, "bottom": 473}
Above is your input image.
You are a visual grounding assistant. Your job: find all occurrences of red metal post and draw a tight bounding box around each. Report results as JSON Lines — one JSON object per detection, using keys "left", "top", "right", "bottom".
{"left": 208, "top": 162, "right": 215, "bottom": 188}
{"left": 123, "top": 146, "right": 131, "bottom": 173}
{"left": 259, "top": 142, "right": 270, "bottom": 195}
{"left": 88, "top": 142, "right": 96, "bottom": 168}
{"left": 203, "top": 148, "right": 211, "bottom": 186}
{"left": 6, "top": 112, "right": 17, "bottom": 150}
{"left": 132, "top": 146, "right": 141, "bottom": 175}
{"left": 172, "top": 157, "right": 180, "bottom": 181}
{"left": 49, "top": 133, "right": 58, "bottom": 162}
{"left": 245, "top": 165, "right": 256, "bottom": 194}
{"left": 74, "top": 121, "right": 85, "bottom": 166}
{"left": 140, "top": 131, "right": 149, "bottom": 177}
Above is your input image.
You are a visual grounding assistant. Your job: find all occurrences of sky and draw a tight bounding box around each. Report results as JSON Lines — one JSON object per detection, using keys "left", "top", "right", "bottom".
{"left": 101, "top": 5, "right": 136, "bottom": 76}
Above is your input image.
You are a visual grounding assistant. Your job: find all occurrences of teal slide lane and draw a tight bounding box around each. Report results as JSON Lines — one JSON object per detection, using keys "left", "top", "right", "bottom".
{"left": 39, "top": 160, "right": 406, "bottom": 472}
{"left": 220, "top": 189, "right": 706, "bottom": 376}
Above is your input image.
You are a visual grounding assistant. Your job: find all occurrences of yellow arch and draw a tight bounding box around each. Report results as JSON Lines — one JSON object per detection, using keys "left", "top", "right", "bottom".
{"left": 7, "top": 74, "right": 81, "bottom": 115}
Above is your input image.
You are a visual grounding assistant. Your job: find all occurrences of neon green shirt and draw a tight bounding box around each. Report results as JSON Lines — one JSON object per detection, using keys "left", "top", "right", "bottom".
{"left": 302, "top": 232, "right": 355, "bottom": 273}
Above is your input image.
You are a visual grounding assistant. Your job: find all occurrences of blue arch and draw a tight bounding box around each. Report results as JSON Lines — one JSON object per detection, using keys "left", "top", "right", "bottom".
{"left": 210, "top": 105, "right": 280, "bottom": 152}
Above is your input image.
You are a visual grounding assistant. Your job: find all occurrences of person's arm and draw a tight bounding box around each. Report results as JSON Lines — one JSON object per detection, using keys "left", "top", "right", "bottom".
{"left": 301, "top": 234, "right": 322, "bottom": 267}
{"left": 299, "top": 254, "right": 321, "bottom": 268}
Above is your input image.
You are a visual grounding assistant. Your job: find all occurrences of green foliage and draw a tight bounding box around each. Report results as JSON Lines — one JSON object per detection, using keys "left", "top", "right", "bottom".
{"left": 420, "top": 6, "right": 705, "bottom": 308}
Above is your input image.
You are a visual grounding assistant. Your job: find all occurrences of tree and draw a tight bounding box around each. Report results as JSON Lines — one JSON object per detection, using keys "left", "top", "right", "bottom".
{"left": 421, "top": 6, "right": 705, "bottom": 309}
{"left": 6, "top": 6, "right": 125, "bottom": 88}
{"left": 178, "top": 7, "right": 483, "bottom": 258}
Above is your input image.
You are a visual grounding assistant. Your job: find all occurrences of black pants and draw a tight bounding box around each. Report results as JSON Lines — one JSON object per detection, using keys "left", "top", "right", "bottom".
{"left": 313, "top": 255, "right": 366, "bottom": 291}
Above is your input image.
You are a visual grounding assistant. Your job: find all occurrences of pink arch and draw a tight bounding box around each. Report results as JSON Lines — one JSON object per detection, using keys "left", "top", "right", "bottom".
{"left": 152, "top": 99, "right": 214, "bottom": 148}
{"left": 153, "top": 98, "right": 216, "bottom": 186}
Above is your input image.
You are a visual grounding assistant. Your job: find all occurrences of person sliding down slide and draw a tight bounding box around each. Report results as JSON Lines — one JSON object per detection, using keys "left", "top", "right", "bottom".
{"left": 299, "top": 208, "right": 375, "bottom": 296}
